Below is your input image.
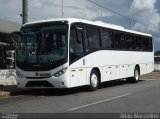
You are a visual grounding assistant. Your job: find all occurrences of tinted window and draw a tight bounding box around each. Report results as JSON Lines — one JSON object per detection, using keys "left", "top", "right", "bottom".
{"left": 148, "top": 38, "right": 153, "bottom": 51}
{"left": 70, "top": 27, "right": 84, "bottom": 62}
{"left": 70, "top": 28, "right": 84, "bottom": 53}
{"left": 101, "top": 30, "right": 113, "bottom": 48}
{"left": 126, "top": 35, "right": 135, "bottom": 50}
{"left": 143, "top": 37, "right": 153, "bottom": 51}
{"left": 19, "top": 25, "right": 68, "bottom": 65}
{"left": 114, "top": 32, "right": 125, "bottom": 49}
{"left": 120, "top": 34, "right": 126, "bottom": 49}
{"left": 77, "top": 31, "right": 84, "bottom": 52}
{"left": 86, "top": 27, "right": 100, "bottom": 49}
{"left": 143, "top": 38, "right": 149, "bottom": 51}
{"left": 114, "top": 33, "right": 120, "bottom": 49}
{"left": 135, "top": 36, "right": 143, "bottom": 51}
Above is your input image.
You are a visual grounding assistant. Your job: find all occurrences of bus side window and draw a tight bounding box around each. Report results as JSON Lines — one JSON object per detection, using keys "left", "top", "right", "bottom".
{"left": 143, "top": 37, "right": 153, "bottom": 51}
{"left": 86, "top": 27, "right": 100, "bottom": 49}
{"left": 135, "top": 36, "right": 143, "bottom": 51}
{"left": 148, "top": 38, "right": 153, "bottom": 51}
{"left": 143, "top": 38, "right": 149, "bottom": 51}
{"left": 126, "top": 35, "right": 135, "bottom": 50}
{"left": 101, "top": 30, "right": 113, "bottom": 49}
{"left": 70, "top": 27, "right": 84, "bottom": 62}
{"left": 114, "top": 32, "right": 119, "bottom": 49}
{"left": 120, "top": 34, "right": 125, "bottom": 49}
{"left": 77, "top": 31, "right": 84, "bottom": 53}
{"left": 114, "top": 32, "right": 125, "bottom": 49}
{"left": 70, "top": 28, "right": 77, "bottom": 54}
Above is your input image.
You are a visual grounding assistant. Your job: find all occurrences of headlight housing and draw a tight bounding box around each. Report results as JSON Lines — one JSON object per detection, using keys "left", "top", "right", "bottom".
{"left": 16, "top": 70, "right": 24, "bottom": 78}
{"left": 53, "top": 67, "right": 67, "bottom": 77}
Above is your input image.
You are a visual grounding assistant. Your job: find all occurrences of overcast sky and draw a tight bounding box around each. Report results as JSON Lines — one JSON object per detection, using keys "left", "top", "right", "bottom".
{"left": 0, "top": 0, "right": 160, "bottom": 51}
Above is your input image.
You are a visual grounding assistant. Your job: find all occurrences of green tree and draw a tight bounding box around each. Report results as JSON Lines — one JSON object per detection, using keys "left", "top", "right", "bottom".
{"left": 155, "top": 50, "right": 160, "bottom": 55}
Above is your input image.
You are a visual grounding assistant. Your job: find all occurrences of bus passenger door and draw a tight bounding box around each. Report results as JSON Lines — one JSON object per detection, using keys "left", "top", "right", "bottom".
{"left": 69, "top": 26, "right": 86, "bottom": 87}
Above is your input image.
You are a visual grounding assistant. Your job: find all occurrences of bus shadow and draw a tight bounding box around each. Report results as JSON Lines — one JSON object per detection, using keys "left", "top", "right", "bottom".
{"left": 10, "top": 87, "right": 89, "bottom": 97}
{"left": 9, "top": 80, "right": 144, "bottom": 97}
{"left": 100, "top": 79, "right": 143, "bottom": 89}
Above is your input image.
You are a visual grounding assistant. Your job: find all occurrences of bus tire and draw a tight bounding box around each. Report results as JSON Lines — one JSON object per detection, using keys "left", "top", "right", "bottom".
{"left": 89, "top": 70, "right": 100, "bottom": 91}
{"left": 127, "top": 67, "right": 140, "bottom": 83}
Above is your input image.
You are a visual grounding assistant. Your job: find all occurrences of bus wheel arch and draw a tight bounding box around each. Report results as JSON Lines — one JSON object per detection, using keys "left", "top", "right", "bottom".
{"left": 89, "top": 67, "right": 101, "bottom": 91}
{"left": 127, "top": 65, "right": 140, "bottom": 83}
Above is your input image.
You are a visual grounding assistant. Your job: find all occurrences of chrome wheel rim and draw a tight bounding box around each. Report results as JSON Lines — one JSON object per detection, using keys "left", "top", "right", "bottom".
{"left": 91, "top": 74, "right": 98, "bottom": 87}
{"left": 135, "top": 70, "right": 139, "bottom": 81}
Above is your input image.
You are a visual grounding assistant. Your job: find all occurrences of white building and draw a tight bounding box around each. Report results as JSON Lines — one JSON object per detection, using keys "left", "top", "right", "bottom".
{"left": 154, "top": 55, "right": 160, "bottom": 71}
{"left": 0, "top": 19, "right": 21, "bottom": 86}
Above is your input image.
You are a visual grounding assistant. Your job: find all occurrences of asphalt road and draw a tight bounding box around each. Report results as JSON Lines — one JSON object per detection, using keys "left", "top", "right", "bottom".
{"left": 0, "top": 72, "right": 160, "bottom": 118}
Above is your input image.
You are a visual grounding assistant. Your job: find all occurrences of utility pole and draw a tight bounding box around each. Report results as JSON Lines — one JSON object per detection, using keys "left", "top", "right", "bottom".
{"left": 22, "top": 0, "right": 28, "bottom": 24}
{"left": 62, "top": 0, "right": 64, "bottom": 18}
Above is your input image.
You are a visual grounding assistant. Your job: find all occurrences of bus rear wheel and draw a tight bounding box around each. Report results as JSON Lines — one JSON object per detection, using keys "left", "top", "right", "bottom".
{"left": 89, "top": 70, "right": 100, "bottom": 91}
{"left": 127, "top": 67, "right": 140, "bottom": 83}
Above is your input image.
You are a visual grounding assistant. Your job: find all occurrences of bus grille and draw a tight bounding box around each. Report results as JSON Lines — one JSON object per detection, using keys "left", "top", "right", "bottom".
{"left": 26, "top": 81, "right": 54, "bottom": 88}
{"left": 26, "top": 77, "right": 51, "bottom": 79}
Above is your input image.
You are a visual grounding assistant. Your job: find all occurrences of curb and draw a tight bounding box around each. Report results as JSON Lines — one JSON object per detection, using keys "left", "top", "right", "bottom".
{"left": 0, "top": 92, "right": 10, "bottom": 98}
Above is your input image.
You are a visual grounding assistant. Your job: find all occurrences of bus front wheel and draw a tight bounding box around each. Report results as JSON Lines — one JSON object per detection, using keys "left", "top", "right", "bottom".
{"left": 89, "top": 70, "right": 100, "bottom": 91}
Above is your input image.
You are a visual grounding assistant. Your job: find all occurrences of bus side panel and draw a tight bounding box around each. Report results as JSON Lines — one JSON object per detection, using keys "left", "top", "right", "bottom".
{"left": 119, "top": 65, "right": 128, "bottom": 79}
{"left": 69, "top": 68, "right": 87, "bottom": 87}
{"left": 147, "top": 63, "right": 154, "bottom": 73}
{"left": 69, "top": 50, "right": 154, "bottom": 87}
{"left": 112, "top": 66, "right": 120, "bottom": 80}
{"left": 84, "top": 50, "right": 154, "bottom": 82}
{"left": 132, "top": 52, "right": 154, "bottom": 75}
{"left": 102, "top": 66, "right": 112, "bottom": 82}
{"left": 69, "top": 58, "right": 87, "bottom": 88}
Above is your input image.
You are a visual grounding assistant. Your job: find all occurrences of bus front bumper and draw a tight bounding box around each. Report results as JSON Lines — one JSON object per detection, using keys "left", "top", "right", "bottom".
{"left": 16, "top": 74, "right": 70, "bottom": 89}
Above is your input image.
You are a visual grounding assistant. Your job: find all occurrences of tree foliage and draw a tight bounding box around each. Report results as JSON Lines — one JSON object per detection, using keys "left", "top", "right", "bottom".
{"left": 155, "top": 50, "right": 160, "bottom": 55}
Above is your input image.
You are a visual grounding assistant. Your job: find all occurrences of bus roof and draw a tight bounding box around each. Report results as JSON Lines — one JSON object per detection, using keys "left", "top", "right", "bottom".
{"left": 24, "top": 18, "right": 152, "bottom": 37}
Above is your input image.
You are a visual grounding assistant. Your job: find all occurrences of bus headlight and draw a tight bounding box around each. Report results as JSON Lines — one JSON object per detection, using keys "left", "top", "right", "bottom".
{"left": 16, "top": 70, "right": 24, "bottom": 78}
{"left": 53, "top": 67, "right": 67, "bottom": 77}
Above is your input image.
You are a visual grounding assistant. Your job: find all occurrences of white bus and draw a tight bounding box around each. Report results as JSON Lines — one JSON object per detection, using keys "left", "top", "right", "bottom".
{"left": 15, "top": 18, "right": 154, "bottom": 91}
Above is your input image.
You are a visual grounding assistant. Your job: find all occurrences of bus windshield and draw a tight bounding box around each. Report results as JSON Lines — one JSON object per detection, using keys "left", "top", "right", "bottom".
{"left": 17, "top": 24, "right": 68, "bottom": 68}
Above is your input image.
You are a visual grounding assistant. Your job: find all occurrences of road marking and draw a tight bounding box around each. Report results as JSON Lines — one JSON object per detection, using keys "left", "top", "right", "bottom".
{"left": 67, "top": 93, "right": 131, "bottom": 111}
